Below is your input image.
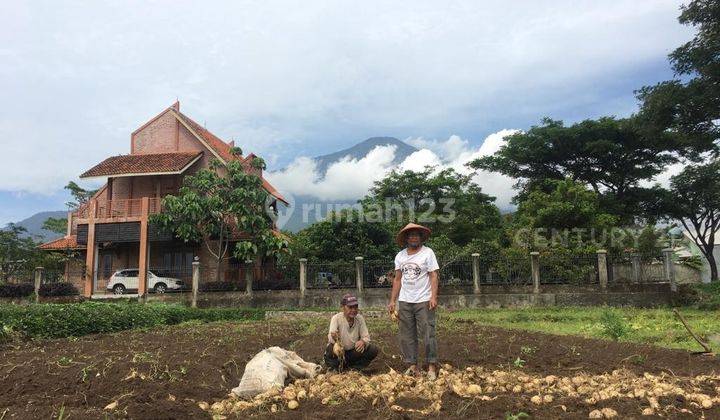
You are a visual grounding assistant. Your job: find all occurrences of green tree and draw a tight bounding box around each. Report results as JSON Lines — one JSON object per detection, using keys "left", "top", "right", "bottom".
{"left": 636, "top": 0, "right": 720, "bottom": 159}
{"left": 42, "top": 217, "right": 67, "bottom": 235}
{"left": 512, "top": 179, "right": 618, "bottom": 251}
{"left": 360, "top": 166, "right": 503, "bottom": 247}
{"left": 64, "top": 181, "right": 97, "bottom": 210}
{"left": 0, "top": 224, "right": 38, "bottom": 281}
{"left": 662, "top": 160, "right": 720, "bottom": 282}
{"left": 468, "top": 117, "right": 682, "bottom": 224}
{"left": 152, "top": 155, "right": 287, "bottom": 282}
{"left": 41, "top": 180, "right": 97, "bottom": 236}
{"left": 290, "top": 209, "right": 394, "bottom": 262}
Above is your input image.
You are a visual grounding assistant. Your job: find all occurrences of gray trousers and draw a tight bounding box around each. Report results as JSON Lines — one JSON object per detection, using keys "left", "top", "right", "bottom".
{"left": 398, "top": 301, "right": 437, "bottom": 364}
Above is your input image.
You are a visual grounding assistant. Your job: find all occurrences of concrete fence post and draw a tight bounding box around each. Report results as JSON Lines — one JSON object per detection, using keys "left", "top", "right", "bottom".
{"left": 471, "top": 253, "right": 481, "bottom": 294}
{"left": 597, "top": 250, "right": 608, "bottom": 291}
{"left": 530, "top": 252, "right": 540, "bottom": 294}
{"left": 299, "top": 258, "right": 307, "bottom": 299}
{"left": 245, "top": 260, "right": 254, "bottom": 295}
{"left": 632, "top": 254, "right": 641, "bottom": 283}
{"left": 34, "top": 267, "right": 44, "bottom": 303}
{"left": 355, "top": 256, "right": 364, "bottom": 294}
{"left": 191, "top": 260, "right": 200, "bottom": 308}
{"left": 663, "top": 248, "right": 677, "bottom": 292}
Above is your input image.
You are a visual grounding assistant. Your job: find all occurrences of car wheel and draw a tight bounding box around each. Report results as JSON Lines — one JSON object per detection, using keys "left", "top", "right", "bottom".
{"left": 154, "top": 283, "right": 167, "bottom": 294}
{"left": 113, "top": 284, "right": 126, "bottom": 295}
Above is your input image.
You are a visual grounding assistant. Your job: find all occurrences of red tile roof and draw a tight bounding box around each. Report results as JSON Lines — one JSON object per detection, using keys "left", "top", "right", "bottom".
{"left": 39, "top": 235, "right": 85, "bottom": 250}
{"left": 173, "top": 110, "right": 237, "bottom": 162}
{"left": 171, "top": 109, "right": 289, "bottom": 205}
{"left": 80, "top": 152, "right": 202, "bottom": 178}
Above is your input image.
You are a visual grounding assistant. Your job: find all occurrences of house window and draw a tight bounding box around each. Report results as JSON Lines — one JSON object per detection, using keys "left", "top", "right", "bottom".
{"left": 160, "top": 250, "right": 195, "bottom": 276}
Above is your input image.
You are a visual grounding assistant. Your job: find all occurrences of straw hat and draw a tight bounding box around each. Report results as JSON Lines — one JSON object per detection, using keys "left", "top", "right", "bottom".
{"left": 395, "top": 223, "right": 431, "bottom": 246}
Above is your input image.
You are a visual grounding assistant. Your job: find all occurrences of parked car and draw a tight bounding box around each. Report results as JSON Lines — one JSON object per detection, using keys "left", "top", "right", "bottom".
{"left": 106, "top": 269, "right": 184, "bottom": 294}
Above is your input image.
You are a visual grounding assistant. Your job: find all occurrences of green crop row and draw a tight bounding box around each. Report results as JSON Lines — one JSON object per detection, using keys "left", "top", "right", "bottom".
{"left": 0, "top": 302, "right": 264, "bottom": 339}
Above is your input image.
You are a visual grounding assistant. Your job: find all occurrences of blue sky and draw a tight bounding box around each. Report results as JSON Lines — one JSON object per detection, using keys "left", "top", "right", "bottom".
{"left": 0, "top": 1, "right": 693, "bottom": 225}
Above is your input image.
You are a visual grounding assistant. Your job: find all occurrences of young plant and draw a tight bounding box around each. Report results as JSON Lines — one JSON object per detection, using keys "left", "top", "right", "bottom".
{"left": 600, "top": 309, "right": 630, "bottom": 341}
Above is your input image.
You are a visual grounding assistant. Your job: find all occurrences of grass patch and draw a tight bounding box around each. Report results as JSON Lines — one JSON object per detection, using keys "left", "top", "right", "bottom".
{"left": 448, "top": 306, "right": 720, "bottom": 351}
{"left": 0, "top": 302, "right": 264, "bottom": 339}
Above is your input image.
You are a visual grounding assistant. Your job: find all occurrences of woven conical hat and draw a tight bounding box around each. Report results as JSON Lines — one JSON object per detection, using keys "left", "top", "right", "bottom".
{"left": 395, "top": 223, "right": 431, "bottom": 246}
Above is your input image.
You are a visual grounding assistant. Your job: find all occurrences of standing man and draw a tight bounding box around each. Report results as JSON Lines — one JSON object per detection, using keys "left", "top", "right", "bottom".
{"left": 325, "top": 294, "right": 379, "bottom": 371}
{"left": 387, "top": 223, "right": 439, "bottom": 380}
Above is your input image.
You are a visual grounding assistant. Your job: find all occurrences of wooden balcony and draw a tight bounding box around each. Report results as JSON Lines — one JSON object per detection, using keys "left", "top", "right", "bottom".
{"left": 73, "top": 197, "right": 163, "bottom": 225}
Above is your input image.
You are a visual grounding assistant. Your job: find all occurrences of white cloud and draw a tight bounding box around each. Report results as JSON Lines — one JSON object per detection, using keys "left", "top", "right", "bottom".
{"left": 266, "top": 145, "right": 399, "bottom": 201}
{"left": 0, "top": 0, "right": 693, "bottom": 198}
{"left": 267, "top": 130, "right": 520, "bottom": 210}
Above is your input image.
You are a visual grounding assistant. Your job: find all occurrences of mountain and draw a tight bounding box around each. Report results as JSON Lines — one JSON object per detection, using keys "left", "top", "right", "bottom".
{"left": 13, "top": 210, "right": 67, "bottom": 242}
{"left": 275, "top": 137, "right": 418, "bottom": 232}
{"left": 14, "top": 138, "right": 418, "bottom": 236}
{"left": 310, "top": 137, "right": 418, "bottom": 176}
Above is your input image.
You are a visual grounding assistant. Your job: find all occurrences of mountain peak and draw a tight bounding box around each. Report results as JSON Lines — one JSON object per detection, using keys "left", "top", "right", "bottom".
{"left": 311, "top": 137, "right": 418, "bottom": 176}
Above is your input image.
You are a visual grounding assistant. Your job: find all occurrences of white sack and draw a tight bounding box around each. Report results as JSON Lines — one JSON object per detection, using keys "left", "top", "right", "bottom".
{"left": 231, "top": 346, "right": 321, "bottom": 398}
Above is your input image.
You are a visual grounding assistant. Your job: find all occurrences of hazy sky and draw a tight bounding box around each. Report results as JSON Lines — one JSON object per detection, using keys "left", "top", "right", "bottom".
{"left": 0, "top": 0, "right": 693, "bottom": 224}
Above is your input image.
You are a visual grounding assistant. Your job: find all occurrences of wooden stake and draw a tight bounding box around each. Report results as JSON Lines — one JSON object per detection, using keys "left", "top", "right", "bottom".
{"left": 673, "top": 309, "right": 712, "bottom": 353}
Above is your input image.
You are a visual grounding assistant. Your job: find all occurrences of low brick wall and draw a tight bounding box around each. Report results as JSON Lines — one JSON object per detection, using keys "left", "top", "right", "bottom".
{"left": 145, "top": 283, "right": 672, "bottom": 309}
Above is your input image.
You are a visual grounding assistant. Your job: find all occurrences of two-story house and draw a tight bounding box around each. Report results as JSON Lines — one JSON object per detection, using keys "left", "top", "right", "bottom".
{"left": 39, "top": 102, "right": 288, "bottom": 296}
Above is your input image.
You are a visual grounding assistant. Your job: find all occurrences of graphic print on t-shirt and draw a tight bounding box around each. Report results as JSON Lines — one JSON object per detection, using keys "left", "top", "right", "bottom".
{"left": 401, "top": 262, "right": 421, "bottom": 285}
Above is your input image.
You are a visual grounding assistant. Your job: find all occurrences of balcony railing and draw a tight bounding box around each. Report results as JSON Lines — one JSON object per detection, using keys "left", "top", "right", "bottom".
{"left": 73, "top": 197, "right": 163, "bottom": 222}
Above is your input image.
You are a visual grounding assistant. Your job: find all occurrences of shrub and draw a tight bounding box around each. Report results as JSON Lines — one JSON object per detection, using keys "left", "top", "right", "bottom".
{"left": 0, "top": 302, "right": 264, "bottom": 339}
{"left": 599, "top": 309, "right": 630, "bottom": 341}
{"left": 677, "top": 283, "right": 720, "bottom": 310}
{"left": 39, "top": 282, "right": 79, "bottom": 297}
{"left": 0, "top": 283, "right": 34, "bottom": 298}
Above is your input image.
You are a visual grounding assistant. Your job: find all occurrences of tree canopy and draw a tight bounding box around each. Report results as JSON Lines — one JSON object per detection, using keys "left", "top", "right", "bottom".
{"left": 468, "top": 117, "right": 680, "bottom": 224}
{"left": 636, "top": 0, "right": 719, "bottom": 158}
{"left": 152, "top": 156, "right": 287, "bottom": 280}
{"left": 661, "top": 160, "right": 720, "bottom": 281}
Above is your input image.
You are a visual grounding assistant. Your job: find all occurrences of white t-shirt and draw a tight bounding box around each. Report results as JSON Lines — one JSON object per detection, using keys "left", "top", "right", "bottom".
{"left": 394, "top": 246, "right": 439, "bottom": 303}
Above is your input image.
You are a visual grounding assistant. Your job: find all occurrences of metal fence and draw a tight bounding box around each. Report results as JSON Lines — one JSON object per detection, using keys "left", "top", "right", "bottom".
{"left": 363, "top": 260, "right": 395, "bottom": 288}
{"left": 608, "top": 252, "right": 666, "bottom": 283}
{"left": 539, "top": 253, "right": 599, "bottom": 285}
{"left": 254, "top": 262, "right": 299, "bottom": 291}
{"left": 478, "top": 255, "right": 533, "bottom": 286}
{"left": 306, "top": 261, "right": 355, "bottom": 289}
{"left": 24, "top": 249, "right": 678, "bottom": 299}
{"left": 439, "top": 258, "right": 474, "bottom": 286}
{"left": 199, "top": 262, "right": 300, "bottom": 291}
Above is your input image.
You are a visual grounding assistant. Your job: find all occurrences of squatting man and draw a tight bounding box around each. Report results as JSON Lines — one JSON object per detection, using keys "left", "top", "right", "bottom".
{"left": 387, "top": 223, "right": 439, "bottom": 380}
{"left": 325, "top": 293, "right": 379, "bottom": 371}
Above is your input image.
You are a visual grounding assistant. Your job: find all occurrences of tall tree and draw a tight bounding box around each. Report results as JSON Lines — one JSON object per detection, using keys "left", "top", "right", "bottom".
{"left": 64, "top": 181, "right": 97, "bottom": 210}
{"left": 42, "top": 217, "right": 67, "bottom": 235}
{"left": 512, "top": 179, "right": 618, "bottom": 251}
{"left": 290, "top": 209, "right": 394, "bottom": 262}
{"left": 663, "top": 160, "right": 720, "bottom": 282}
{"left": 468, "top": 117, "right": 681, "bottom": 224}
{"left": 0, "top": 224, "right": 38, "bottom": 281}
{"left": 152, "top": 154, "right": 287, "bottom": 282}
{"left": 360, "top": 166, "right": 503, "bottom": 247}
{"left": 636, "top": 0, "right": 719, "bottom": 159}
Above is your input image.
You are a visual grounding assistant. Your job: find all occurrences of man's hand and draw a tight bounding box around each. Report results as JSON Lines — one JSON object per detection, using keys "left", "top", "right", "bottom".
{"left": 354, "top": 340, "right": 366, "bottom": 353}
{"left": 330, "top": 331, "right": 339, "bottom": 343}
{"left": 428, "top": 296, "right": 438, "bottom": 310}
{"left": 387, "top": 301, "right": 396, "bottom": 314}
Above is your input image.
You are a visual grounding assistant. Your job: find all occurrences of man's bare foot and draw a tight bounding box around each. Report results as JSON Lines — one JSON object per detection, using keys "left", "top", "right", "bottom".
{"left": 427, "top": 364, "right": 437, "bottom": 381}
{"left": 403, "top": 365, "right": 419, "bottom": 377}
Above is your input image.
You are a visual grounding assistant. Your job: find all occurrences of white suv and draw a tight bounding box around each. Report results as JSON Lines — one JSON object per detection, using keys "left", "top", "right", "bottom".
{"left": 107, "top": 269, "right": 184, "bottom": 294}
